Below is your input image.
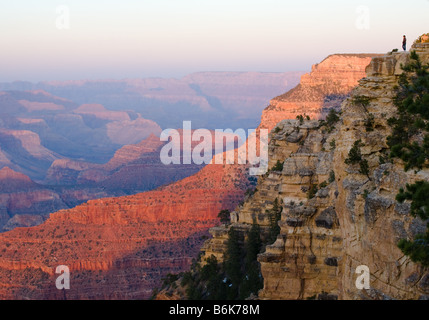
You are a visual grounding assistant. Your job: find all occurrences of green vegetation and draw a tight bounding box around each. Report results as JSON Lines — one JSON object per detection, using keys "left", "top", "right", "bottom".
{"left": 224, "top": 227, "right": 242, "bottom": 299}
{"left": 319, "top": 181, "right": 328, "bottom": 189}
{"left": 352, "top": 95, "right": 372, "bottom": 113}
{"left": 320, "top": 109, "right": 341, "bottom": 133}
{"left": 364, "top": 113, "right": 375, "bottom": 132}
{"left": 328, "top": 170, "right": 336, "bottom": 183}
{"left": 330, "top": 139, "right": 336, "bottom": 151}
{"left": 184, "top": 255, "right": 226, "bottom": 300}
{"left": 296, "top": 114, "right": 310, "bottom": 124}
{"left": 218, "top": 209, "right": 231, "bottom": 225}
{"left": 396, "top": 181, "right": 429, "bottom": 266}
{"left": 240, "top": 221, "right": 264, "bottom": 299}
{"left": 245, "top": 188, "right": 257, "bottom": 197}
{"left": 345, "top": 139, "right": 371, "bottom": 178}
{"left": 387, "top": 51, "right": 429, "bottom": 172}
{"left": 308, "top": 184, "right": 318, "bottom": 199}
{"left": 386, "top": 51, "right": 429, "bottom": 267}
{"left": 162, "top": 273, "right": 179, "bottom": 289}
{"left": 397, "top": 181, "right": 429, "bottom": 220}
{"left": 359, "top": 159, "right": 370, "bottom": 177}
{"left": 176, "top": 221, "right": 265, "bottom": 300}
{"left": 267, "top": 198, "right": 283, "bottom": 244}
{"left": 271, "top": 160, "right": 284, "bottom": 172}
{"left": 363, "top": 189, "right": 370, "bottom": 199}
{"left": 325, "top": 109, "right": 340, "bottom": 126}
{"left": 345, "top": 139, "right": 364, "bottom": 164}
{"left": 248, "top": 175, "right": 258, "bottom": 186}
{"left": 398, "top": 234, "right": 429, "bottom": 267}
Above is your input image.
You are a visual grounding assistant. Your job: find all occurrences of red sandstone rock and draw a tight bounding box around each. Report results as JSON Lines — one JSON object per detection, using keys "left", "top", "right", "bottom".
{"left": 0, "top": 161, "right": 248, "bottom": 299}
{"left": 259, "top": 54, "right": 379, "bottom": 131}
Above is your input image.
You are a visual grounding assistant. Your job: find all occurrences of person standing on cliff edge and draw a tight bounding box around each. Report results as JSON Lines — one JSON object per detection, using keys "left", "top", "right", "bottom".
{"left": 403, "top": 35, "right": 407, "bottom": 51}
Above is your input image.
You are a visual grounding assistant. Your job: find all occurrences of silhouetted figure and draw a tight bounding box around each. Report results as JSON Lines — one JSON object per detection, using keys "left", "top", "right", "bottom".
{"left": 402, "top": 35, "right": 407, "bottom": 51}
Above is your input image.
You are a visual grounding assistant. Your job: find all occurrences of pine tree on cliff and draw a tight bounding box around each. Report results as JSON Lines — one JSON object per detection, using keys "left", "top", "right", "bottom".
{"left": 218, "top": 209, "right": 231, "bottom": 225}
{"left": 240, "top": 220, "right": 263, "bottom": 299}
{"left": 396, "top": 181, "right": 429, "bottom": 267}
{"left": 224, "top": 226, "right": 243, "bottom": 299}
{"left": 200, "top": 255, "right": 227, "bottom": 299}
{"left": 267, "top": 198, "right": 282, "bottom": 244}
{"left": 387, "top": 50, "right": 429, "bottom": 266}
{"left": 388, "top": 50, "right": 429, "bottom": 171}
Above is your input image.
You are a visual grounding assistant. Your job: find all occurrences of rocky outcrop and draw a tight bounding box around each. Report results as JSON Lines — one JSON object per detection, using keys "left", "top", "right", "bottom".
{"left": 0, "top": 167, "right": 114, "bottom": 232}
{"left": 45, "top": 134, "right": 167, "bottom": 185}
{"left": 0, "top": 167, "right": 68, "bottom": 231}
{"left": 45, "top": 159, "right": 96, "bottom": 185}
{"left": 45, "top": 132, "right": 213, "bottom": 192}
{"left": 18, "top": 100, "right": 65, "bottom": 112}
{"left": 102, "top": 134, "right": 164, "bottom": 171}
{"left": 200, "top": 42, "right": 429, "bottom": 300}
{"left": 260, "top": 54, "right": 380, "bottom": 132}
{"left": 0, "top": 167, "right": 34, "bottom": 187}
{"left": 74, "top": 104, "right": 162, "bottom": 145}
{"left": 74, "top": 104, "right": 132, "bottom": 121}
{"left": 0, "top": 129, "right": 62, "bottom": 180}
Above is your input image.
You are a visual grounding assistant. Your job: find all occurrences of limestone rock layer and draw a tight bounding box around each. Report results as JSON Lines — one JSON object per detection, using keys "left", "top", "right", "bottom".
{"left": 201, "top": 43, "right": 429, "bottom": 300}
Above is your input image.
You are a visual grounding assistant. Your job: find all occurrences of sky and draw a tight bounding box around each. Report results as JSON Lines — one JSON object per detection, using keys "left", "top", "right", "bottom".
{"left": 0, "top": 0, "right": 428, "bottom": 82}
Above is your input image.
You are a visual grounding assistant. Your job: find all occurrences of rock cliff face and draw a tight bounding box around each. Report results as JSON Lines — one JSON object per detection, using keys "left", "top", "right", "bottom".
{"left": 45, "top": 131, "right": 224, "bottom": 193}
{"left": 45, "top": 134, "right": 166, "bottom": 185}
{"left": 0, "top": 167, "right": 69, "bottom": 231}
{"left": 260, "top": 54, "right": 379, "bottom": 132}
{"left": 0, "top": 129, "right": 62, "bottom": 180}
{"left": 200, "top": 43, "right": 429, "bottom": 300}
{"left": 0, "top": 155, "right": 250, "bottom": 299}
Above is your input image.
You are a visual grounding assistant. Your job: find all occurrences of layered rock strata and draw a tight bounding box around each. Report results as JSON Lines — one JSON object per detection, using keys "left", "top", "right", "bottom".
{"left": 200, "top": 44, "right": 429, "bottom": 300}
{"left": 260, "top": 54, "right": 380, "bottom": 132}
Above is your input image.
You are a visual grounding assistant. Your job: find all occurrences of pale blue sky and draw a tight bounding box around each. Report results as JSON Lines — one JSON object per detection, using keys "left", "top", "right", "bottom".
{"left": 0, "top": 0, "right": 428, "bottom": 81}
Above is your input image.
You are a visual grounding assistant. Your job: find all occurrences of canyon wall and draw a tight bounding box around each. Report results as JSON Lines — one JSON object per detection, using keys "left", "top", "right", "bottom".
{"left": 0, "top": 159, "right": 250, "bottom": 299}
{"left": 260, "top": 54, "right": 379, "bottom": 132}
{"left": 200, "top": 44, "right": 429, "bottom": 300}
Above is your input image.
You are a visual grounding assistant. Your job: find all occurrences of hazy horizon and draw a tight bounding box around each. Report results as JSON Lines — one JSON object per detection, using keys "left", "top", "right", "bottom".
{"left": 1, "top": 0, "right": 428, "bottom": 82}
{"left": 1, "top": 70, "right": 305, "bottom": 85}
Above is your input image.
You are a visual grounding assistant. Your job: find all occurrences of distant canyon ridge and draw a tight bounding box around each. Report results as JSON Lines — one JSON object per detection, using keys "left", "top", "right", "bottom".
{"left": 1, "top": 71, "right": 304, "bottom": 130}
{"left": 0, "top": 71, "right": 303, "bottom": 231}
